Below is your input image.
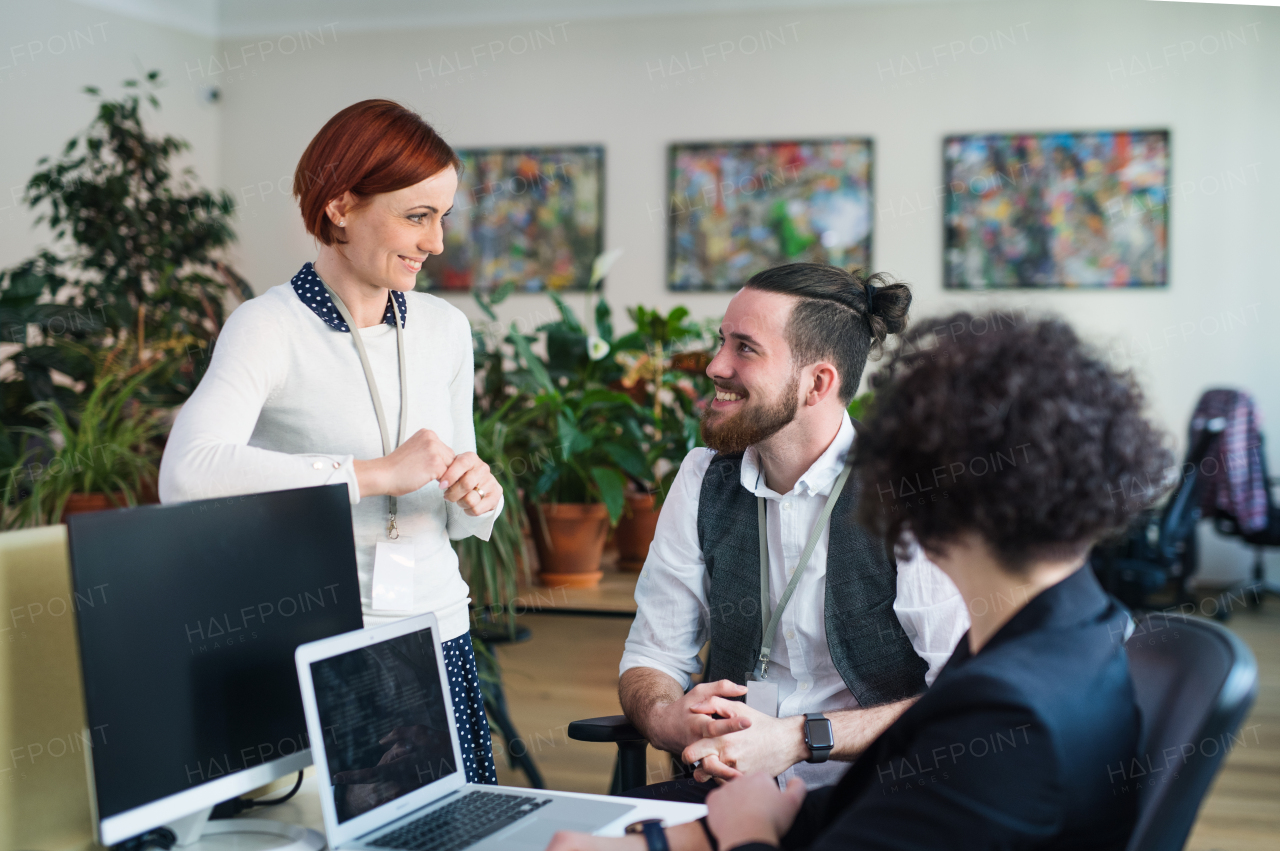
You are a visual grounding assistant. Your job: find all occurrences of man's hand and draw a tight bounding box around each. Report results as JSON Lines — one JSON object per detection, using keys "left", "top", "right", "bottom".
{"left": 706, "top": 773, "right": 807, "bottom": 850}
{"left": 681, "top": 697, "right": 807, "bottom": 782}
{"left": 640, "top": 679, "right": 752, "bottom": 755}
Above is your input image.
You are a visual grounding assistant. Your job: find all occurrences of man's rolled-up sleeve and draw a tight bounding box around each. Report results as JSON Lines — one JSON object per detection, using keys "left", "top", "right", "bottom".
{"left": 619, "top": 448, "right": 717, "bottom": 691}
{"left": 893, "top": 543, "right": 970, "bottom": 686}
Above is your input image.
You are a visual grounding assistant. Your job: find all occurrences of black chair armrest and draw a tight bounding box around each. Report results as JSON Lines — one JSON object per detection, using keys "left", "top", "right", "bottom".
{"left": 568, "top": 715, "right": 646, "bottom": 743}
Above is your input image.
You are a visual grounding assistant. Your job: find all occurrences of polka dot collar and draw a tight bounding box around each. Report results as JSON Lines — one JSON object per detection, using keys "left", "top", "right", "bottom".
{"left": 290, "top": 262, "right": 407, "bottom": 333}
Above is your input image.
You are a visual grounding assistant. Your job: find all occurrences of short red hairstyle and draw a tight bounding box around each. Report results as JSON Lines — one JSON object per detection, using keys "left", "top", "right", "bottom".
{"left": 293, "top": 99, "right": 461, "bottom": 246}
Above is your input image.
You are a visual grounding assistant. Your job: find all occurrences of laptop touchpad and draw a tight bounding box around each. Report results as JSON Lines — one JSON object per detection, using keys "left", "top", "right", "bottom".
{"left": 482, "top": 798, "right": 634, "bottom": 850}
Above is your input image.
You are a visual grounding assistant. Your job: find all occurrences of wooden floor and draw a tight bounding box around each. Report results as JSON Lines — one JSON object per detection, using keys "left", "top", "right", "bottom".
{"left": 492, "top": 603, "right": 1280, "bottom": 848}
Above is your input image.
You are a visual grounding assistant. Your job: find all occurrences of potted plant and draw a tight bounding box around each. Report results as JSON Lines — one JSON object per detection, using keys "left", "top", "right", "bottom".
{"left": 9, "top": 356, "right": 165, "bottom": 526}
{"left": 0, "top": 71, "right": 244, "bottom": 525}
{"left": 609, "top": 306, "right": 715, "bottom": 570}
{"left": 454, "top": 282, "right": 539, "bottom": 632}
{"left": 0, "top": 72, "right": 247, "bottom": 412}
{"left": 507, "top": 296, "right": 649, "bottom": 588}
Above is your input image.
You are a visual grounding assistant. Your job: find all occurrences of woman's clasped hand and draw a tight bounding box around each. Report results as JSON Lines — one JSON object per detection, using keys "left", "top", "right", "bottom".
{"left": 355, "top": 428, "right": 501, "bottom": 516}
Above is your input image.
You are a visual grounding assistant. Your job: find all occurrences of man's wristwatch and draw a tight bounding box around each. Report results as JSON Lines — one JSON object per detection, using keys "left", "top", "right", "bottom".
{"left": 625, "top": 818, "right": 670, "bottom": 851}
{"left": 803, "top": 712, "right": 834, "bottom": 764}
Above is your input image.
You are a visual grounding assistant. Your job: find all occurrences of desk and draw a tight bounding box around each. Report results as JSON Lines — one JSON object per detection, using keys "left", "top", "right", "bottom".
{"left": 512, "top": 570, "right": 639, "bottom": 618}
{"left": 233, "top": 770, "right": 705, "bottom": 845}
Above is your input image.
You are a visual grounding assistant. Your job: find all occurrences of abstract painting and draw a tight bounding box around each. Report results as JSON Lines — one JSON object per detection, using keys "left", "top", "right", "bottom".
{"left": 419, "top": 146, "right": 603, "bottom": 293}
{"left": 943, "top": 131, "right": 1169, "bottom": 288}
{"left": 666, "top": 139, "right": 873, "bottom": 291}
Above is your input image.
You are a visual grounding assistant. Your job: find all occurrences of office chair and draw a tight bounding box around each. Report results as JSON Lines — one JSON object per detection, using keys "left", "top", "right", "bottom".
{"left": 1124, "top": 612, "right": 1258, "bottom": 851}
{"left": 1206, "top": 431, "right": 1280, "bottom": 614}
{"left": 1091, "top": 418, "right": 1225, "bottom": 610}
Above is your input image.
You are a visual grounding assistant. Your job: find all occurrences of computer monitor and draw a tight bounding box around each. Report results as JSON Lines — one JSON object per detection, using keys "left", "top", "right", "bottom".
{"left": 66, "top": 484, "right": 364, "bottom": 846}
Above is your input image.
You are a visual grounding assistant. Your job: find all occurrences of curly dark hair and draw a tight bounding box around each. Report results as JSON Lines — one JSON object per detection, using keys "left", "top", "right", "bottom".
{"left": 744, "top": 263, "right": 912, "bottom": 403}
{"left": 854, "top": 311, "right": 1173, "bottom": 573}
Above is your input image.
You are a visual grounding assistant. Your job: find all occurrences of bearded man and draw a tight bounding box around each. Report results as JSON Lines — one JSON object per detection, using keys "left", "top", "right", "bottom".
{"left": 617, "top": 263, "right": 969, "bottom": 801}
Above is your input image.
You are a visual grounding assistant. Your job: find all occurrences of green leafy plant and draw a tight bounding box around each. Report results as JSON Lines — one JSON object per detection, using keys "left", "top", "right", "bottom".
{"left": 8, "top": 358, "right": 165, "bottom": 527}
{"left": 454, "top": 283, "right": 543, "bottom": 640}
{"left": 455, "top": 399, "right": 533, "bottom": 630}
{"left": 0, "top": 70, "right": 248, "bottom": 433}
{"left": 847, "top": 391, "right": 874, "bottom": 423}
{"left": 508, "top": 303, "right": 649, "bottom": 524}
{"left": 611, "top": 305, "right": 715, "bottom": 505}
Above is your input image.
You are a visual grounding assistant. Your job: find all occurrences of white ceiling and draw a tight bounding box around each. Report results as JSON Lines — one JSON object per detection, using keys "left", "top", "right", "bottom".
{"left": 70, "top": 0, "right": 988, "bottom": 39}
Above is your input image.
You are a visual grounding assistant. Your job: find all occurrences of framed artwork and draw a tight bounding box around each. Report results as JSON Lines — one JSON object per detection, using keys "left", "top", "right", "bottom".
{"left": 943, "top": 130, "right": 1170, "bottom": 289}
{"left": 666, "top": 138, "right": 873, "bottom": 291}
{"left": 419, "top": 145, "right": 603, "bottom": 293}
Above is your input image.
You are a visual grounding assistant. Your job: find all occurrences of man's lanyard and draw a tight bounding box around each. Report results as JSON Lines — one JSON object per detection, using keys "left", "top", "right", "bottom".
{"left": 321, "top": 282, "right": 410, "bottom": 539}
{"left": 754, "top": 461, "right": 854, "bottom": 679}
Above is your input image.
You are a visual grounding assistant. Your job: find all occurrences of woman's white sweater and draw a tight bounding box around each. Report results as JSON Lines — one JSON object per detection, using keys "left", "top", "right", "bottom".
{"left": 159, "top": 282, "right": 500, "bottom": 640}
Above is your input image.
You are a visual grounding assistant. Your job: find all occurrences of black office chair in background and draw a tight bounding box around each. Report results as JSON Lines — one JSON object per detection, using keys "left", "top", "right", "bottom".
{"left": 1124, "top": 612, "right": 1258, "bottom": 851}
{"left": 1206, "top": 430, "right": 1280, "bottom": 612}
{"left": 1091, "top": 418, "right": 1226, "bottom": 611}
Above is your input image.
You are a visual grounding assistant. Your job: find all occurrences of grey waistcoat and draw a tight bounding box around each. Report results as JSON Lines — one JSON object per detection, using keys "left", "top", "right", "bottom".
{"left": 696, "top": 452, "right": 927, "bottom": 707}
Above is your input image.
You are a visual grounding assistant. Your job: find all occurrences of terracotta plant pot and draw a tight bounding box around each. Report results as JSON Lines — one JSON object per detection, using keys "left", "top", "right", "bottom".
{"left": 527, "top": 502, "right": 610, "bottom": 588}
{"left": 615, "top": 493, "right": 659, "bottom": 573}
{"left": 62, "top": 492, "right": 123, "bottom": 518}
{"left": 61, "top": 478, "right": 159, "bottom": 520}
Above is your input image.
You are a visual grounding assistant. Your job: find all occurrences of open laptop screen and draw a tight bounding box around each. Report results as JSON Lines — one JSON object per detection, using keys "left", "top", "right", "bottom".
{"left": 310, "top": 626, "right": 458, "bottom": 823}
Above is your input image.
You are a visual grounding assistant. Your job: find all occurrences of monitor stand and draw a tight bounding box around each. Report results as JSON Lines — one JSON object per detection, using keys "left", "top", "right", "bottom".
{"left": 167, "top": 808, "right": 326, "bottom": 851}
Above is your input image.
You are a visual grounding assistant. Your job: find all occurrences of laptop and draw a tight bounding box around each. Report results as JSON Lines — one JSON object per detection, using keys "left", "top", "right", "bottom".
{"left": 295, "top": 612, "right": 636, "bottom": 851}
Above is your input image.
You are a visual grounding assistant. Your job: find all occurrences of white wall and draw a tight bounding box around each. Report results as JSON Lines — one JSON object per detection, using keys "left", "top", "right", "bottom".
{"left": 214, "top": 0, "right": 1279, "bottom": 437}
{"left": 0, "top": 1, "right": 220, "bottom": 269}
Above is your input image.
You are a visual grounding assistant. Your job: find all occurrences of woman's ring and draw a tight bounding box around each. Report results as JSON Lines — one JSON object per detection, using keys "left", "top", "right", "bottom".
{"left": 476, "top": 487, "right": 486, "bottom": 498}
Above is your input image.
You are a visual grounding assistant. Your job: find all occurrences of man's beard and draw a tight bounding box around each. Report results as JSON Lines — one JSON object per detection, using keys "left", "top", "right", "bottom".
{"left": 700, "top": 372, "right": 800, "bottom": 454}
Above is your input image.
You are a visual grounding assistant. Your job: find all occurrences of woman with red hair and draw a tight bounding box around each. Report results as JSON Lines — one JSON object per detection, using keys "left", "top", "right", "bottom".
{"left": 160, "top": 100, "right": 501, "bottom": 784}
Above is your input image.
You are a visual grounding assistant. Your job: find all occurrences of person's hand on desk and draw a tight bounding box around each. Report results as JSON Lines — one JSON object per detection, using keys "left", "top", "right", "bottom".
{"left": 542, "top": 775, "right": 806, "bottom": 851}
{"left": 681, "top": 697, "right": 806, "bottom": 783}
{"left": 706, "top": 773, "right": 807, "bottom": 850}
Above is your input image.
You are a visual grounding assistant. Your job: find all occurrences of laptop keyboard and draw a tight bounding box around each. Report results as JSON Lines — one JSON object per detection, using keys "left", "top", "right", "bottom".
{"left": 369, "top": 790, "right": 552, "bottom": 851}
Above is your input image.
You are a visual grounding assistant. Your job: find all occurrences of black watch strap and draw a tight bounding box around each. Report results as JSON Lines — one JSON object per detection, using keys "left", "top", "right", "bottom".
{"left": 804, "top": 712, "right": 834, "bottom": 764}
{"left": 626, "top": 819, "right": 670, "bottom": 851}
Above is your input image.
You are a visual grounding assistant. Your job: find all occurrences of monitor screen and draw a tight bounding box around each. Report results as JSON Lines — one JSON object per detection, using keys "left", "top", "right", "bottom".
{"left": 67, "top": 485, "right": 364, "bottom": 823}
{"left": 310, "top": 626, "right": 457, "bottom": 823}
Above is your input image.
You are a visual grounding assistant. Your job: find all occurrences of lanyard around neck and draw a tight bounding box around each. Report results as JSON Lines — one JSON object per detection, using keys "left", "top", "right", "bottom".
{"left": 321, "top": 282, "right": 410, "bottom": 539}
{"left": 756, "top": 461, "right": 854, "bottom": 679}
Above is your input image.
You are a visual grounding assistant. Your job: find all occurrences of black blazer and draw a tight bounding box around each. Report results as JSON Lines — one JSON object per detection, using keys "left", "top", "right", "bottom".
{"left": 737, "top": 567, "right": 1141, "bottom": 851}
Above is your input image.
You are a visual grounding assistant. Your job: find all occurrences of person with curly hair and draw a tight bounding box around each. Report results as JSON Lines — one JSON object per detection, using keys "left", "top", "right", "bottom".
{"left": 616, "top": 263, "right": 970, "bottom": 803}
{"left": 550, "top": 312, "right": 1170, "bottom": 851}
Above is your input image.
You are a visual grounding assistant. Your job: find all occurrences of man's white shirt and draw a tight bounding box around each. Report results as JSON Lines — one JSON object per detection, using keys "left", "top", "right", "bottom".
{"left": 620, "top": 413, "right": 970, "bottom": 788}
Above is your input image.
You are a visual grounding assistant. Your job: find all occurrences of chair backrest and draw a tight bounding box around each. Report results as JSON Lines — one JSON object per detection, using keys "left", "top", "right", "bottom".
{"left": 1155, "top": 418, "right": 1224, "bottom": 564}
{"left": 0, "top": 525, "right": 95, "bottom": 851}
{"left": 1124, "top": 613, "right": 1257, "bottom": 851}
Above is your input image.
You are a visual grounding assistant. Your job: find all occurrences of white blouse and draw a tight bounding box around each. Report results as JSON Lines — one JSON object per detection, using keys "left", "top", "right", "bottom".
{"left": 159, "top": 268, "right": 501, "bottom": 640}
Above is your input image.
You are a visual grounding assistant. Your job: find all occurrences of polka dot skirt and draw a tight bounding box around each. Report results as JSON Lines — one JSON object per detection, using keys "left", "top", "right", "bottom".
{"left": 442, "top": 634, "right": 498, "bottom": 785}
{"left": 290, "top": 261, "right": 406, "bottom": 332}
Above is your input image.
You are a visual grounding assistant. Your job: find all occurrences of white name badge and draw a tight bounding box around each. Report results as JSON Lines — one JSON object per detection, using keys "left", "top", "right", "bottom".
{"left": 372, "top": 538, "right": 415, "bottom": 610}
{"left": 746, "top": 679, "right": 779, "bottom": 717}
